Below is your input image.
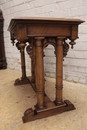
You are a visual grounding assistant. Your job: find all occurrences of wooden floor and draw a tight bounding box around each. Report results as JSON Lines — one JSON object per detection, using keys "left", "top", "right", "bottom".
{"left": 0, "top": 69, "right": 87, "bottom": 130}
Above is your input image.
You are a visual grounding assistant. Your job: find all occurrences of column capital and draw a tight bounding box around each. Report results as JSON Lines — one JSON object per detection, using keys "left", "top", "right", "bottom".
{"left": 35, "top": 37, "right": 45, "bottom": 47}
{"left": 56, "top": 37, "right": 65, "bottom": 46}
{"left": 35, "top": 36, "right": 45, "bottom": 40}
{"left": 56, "top": 36, "right": 65, "bottom": 40}
{"left": 16, "top": 42, "right": 26, "bottom": 51}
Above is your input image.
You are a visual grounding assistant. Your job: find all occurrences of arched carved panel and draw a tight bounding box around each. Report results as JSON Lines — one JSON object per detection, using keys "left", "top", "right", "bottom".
{"left": 43, "top": 37, "right": 56, "bottom": 49}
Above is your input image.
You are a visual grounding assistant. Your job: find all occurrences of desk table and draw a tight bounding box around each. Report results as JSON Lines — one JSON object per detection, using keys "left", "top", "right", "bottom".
{"left": 8, "top": 17, "right": 84, "bottom": 123}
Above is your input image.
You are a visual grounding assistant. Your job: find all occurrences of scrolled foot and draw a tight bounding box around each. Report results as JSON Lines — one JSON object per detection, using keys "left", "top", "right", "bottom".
{"left": 23, "top": 108, "right": 34, "bottom": 123}
{"left": 14, "top": 77, "right": 30, "bottom": 86}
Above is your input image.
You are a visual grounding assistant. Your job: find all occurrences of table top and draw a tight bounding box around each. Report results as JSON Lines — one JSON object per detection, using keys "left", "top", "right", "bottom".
{"left": 10, "top": 17, "right": 84, "bottom": 22}
{"left": 8, "top": 17, "right": 84, "bottom": 31}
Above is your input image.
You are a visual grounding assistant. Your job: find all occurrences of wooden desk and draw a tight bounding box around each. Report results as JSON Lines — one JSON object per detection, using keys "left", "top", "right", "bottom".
{"left": 8, "top": 17, "right": 84, "bottom": 123}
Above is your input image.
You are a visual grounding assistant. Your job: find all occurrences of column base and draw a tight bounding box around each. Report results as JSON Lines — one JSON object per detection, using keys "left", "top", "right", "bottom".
{"left": 14, "top": 77, "right": 30, "bottom": 86}
{"left": 54, "top": 100, "right": 64, "bottom": 106}
{"left": 23, "top": 100, "right": 75, "bottom": 123}
{"left": 34, "top": 103, "right": 46, "bottom": 110}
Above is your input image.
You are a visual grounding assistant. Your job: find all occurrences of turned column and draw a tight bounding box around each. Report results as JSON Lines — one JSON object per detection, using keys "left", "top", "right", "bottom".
{"left": 35, "top": 37, "right": 45, "bottom": 109}
{"left": 16, "top": 43, "right": 27, "bottom": 79}
{"left": 55, "top": 37, "right": 64, "bottom": 105}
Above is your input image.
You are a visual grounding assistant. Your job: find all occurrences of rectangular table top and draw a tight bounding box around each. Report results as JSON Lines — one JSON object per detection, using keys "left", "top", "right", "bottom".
{"left": 8, "top": 17, "right": 84, "bottom": 31}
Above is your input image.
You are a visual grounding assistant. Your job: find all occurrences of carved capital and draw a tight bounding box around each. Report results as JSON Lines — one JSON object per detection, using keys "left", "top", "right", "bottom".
{"left": 16, "top": 42, "right": 26, "bottom": 51}
{"left": 56, "top": 36, "right": 65, "bottom": 45}
{"left": 35, "top": 37, "right": 44, "bottom": 47}
{"left": 55, "top": 37, "right": 66, "bottom": 57}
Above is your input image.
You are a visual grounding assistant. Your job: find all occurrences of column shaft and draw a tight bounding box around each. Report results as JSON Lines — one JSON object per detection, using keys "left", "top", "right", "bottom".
{"left": 35, "top": 37, "right": 44, "bottom": 109}
{"left": 55, "top": 37, "right": 64, "bottom": 104}
{"left": 18, "top": 43, "right": 26, "bottom": 79}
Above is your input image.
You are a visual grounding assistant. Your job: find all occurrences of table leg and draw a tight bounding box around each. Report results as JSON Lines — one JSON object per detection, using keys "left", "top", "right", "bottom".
{"left": 55, "top": 37, "right": 64, "bottom": 105}
{"left": 14, "top": 43, "right": 29, "bottom": 85}
{"left": 35, "top": 37, "right": 45, "bottom": 109}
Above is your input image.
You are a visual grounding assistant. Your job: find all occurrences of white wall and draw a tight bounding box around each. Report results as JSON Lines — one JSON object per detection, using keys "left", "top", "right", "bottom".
{"left": 0, "top": 0, "right": 87, "bottom": 84}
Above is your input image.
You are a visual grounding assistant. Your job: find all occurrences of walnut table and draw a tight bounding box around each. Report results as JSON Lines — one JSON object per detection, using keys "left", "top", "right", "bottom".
{"left": 8, "top": 17, "right": 84, "bottom": 123}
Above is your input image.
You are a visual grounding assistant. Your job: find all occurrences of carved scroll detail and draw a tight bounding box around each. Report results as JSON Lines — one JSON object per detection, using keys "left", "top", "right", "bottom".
{"left": 26, "top": 44, "right": 33, "bottom": 59}
{"left": 63, "top": 40, "right": 69, "bottom": 57}
{"left": 26, "top": 38, "right": 34, "bottom": 59}
{"left": 10, "top": 32, "right": 15, "bottom": 46}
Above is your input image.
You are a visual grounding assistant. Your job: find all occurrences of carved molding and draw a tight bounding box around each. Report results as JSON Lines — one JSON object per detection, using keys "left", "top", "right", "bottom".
{"left": 26, "top": 36, "right": 76, "bottom": 60}
{"left": 16, "top": 42, "right": 26, "bottom": 52}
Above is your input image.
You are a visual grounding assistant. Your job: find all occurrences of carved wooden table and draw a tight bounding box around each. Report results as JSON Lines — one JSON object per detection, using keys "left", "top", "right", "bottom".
{"left": 8, "top": 17, "right": 84, "bottom": 123}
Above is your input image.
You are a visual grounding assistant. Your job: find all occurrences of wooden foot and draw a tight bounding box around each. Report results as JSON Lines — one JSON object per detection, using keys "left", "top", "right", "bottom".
{"left": 14, "top": 77, "right": 30, "bottom": 86}
{"left": 23, "top": 100, "right": 75, "bottom": 123}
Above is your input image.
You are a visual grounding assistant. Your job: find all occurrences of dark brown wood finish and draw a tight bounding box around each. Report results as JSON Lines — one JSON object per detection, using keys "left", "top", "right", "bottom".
{"left": 8, "top": 17, "right": 84, "bottom": 122}
{"left": 0, "top": 10, "right": 7, "bottom": 69}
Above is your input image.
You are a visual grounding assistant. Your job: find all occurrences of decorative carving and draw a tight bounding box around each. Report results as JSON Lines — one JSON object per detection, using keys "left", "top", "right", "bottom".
{"left": 26, "top": 38, "right": 35, "bottom": 59}
{"left": 16, "top": 42, "right": 20, "bottom": 50}
{"left": 10, "top": 32, "right": 15, "bottom": 46}
{"left": 63, "top": 40, "right": 69, "bottom": 57}
{"left": 26, "top": 44, "right": 33, "bottom": 59}
{"left": 43, "top": 37, "right": 56, "bottom": 49}
{"left": 69, "top": 39, "right": 76, "bottom": 49}
{"left": 43, "top": 37, "right": 57, "bottom": 57}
